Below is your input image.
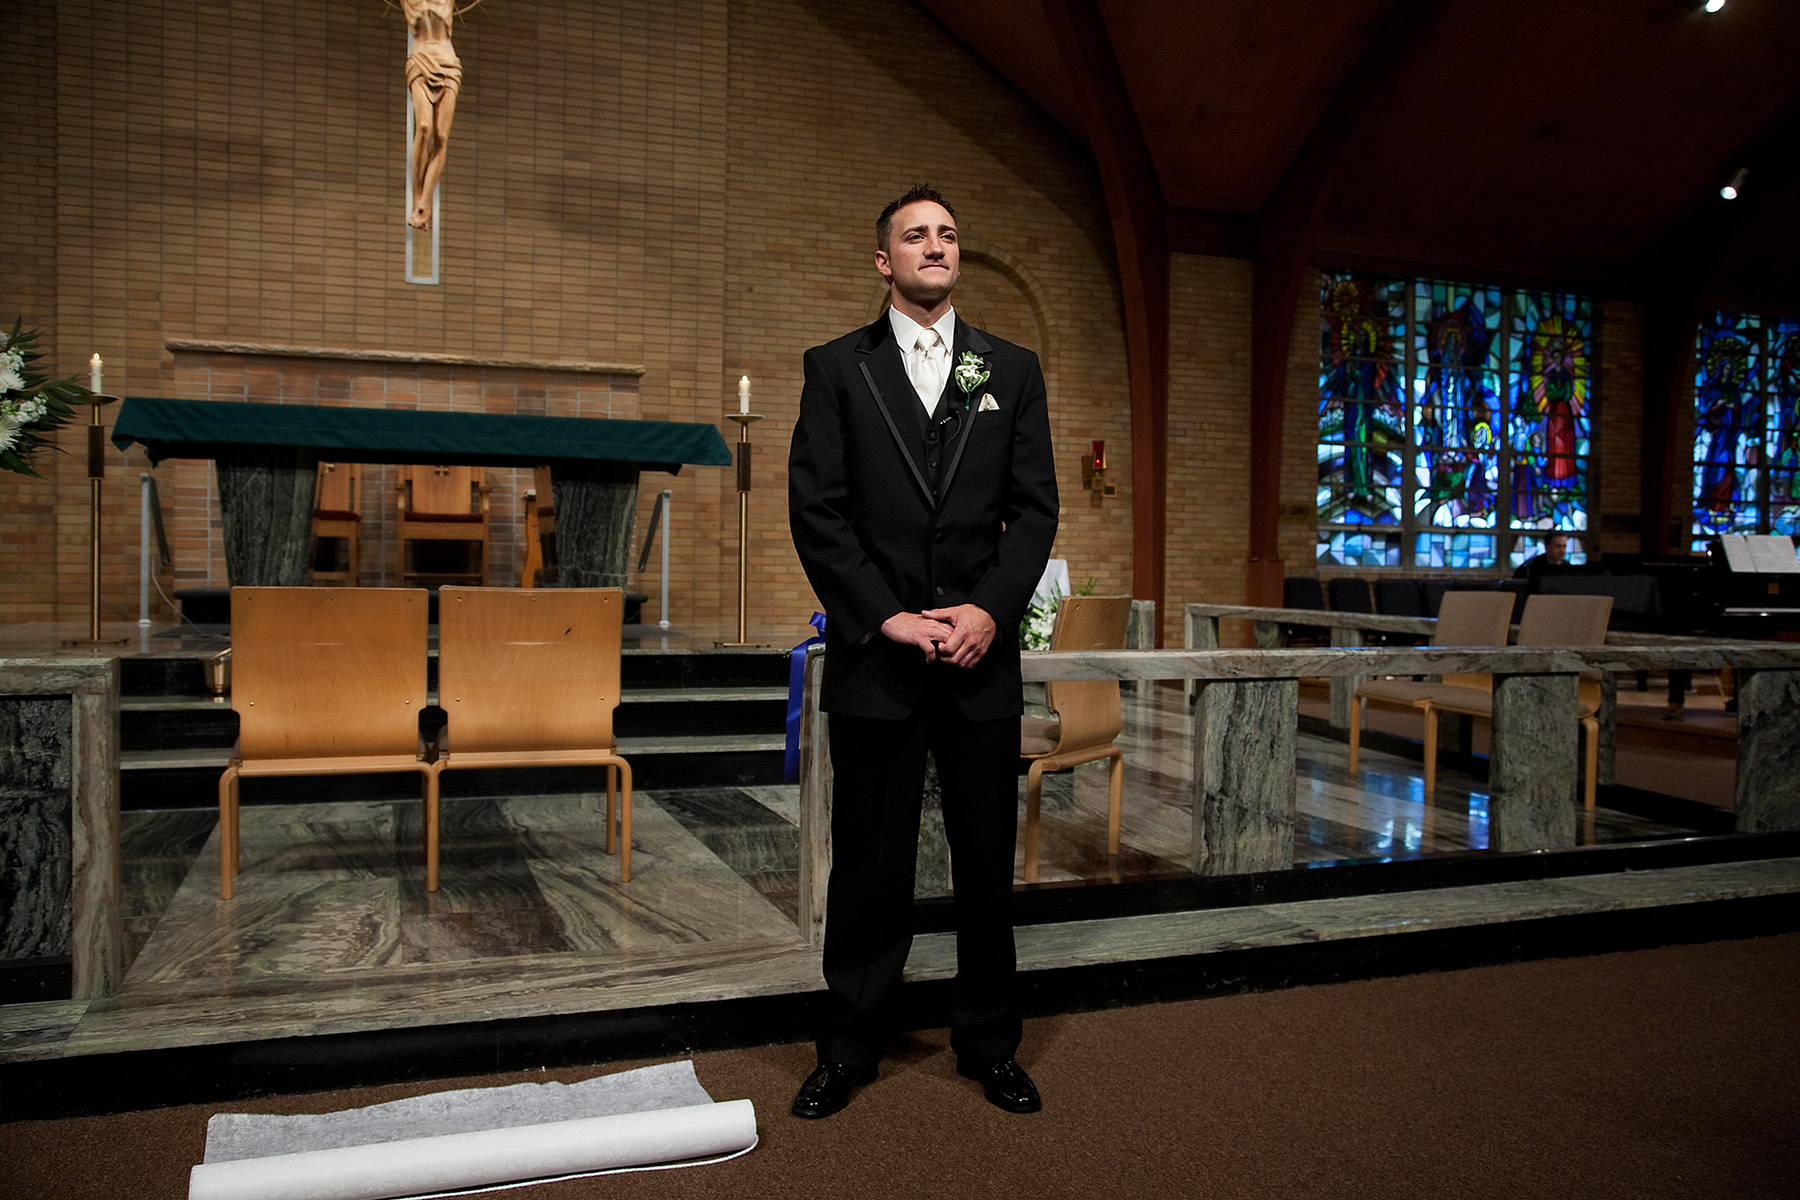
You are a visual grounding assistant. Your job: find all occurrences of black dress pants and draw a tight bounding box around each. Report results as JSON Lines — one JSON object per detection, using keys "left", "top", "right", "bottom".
{"left": 817, "top": 700, "right": 1022, "bottom": 1067}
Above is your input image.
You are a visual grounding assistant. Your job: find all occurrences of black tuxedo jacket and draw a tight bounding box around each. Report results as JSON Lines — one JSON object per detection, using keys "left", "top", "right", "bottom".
{"left": 788, "top": 312, "right": 1059, "bottom": 721}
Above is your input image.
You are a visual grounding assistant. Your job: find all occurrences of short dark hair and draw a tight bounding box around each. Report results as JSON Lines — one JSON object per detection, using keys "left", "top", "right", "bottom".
{"left": 877, "top": 185, "right": 957, "bottom": 251}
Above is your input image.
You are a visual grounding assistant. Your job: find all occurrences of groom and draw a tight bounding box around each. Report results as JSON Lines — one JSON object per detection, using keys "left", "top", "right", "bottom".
{"left": 786, "top": 185, "right": 1060, "bottom": 1118}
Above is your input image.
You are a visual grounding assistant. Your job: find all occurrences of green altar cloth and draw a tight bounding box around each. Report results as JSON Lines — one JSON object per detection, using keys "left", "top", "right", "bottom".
{"left": 111, "top": 397, "right": 732, "bottom": 470}
{"left": 110, "top": 398, "right": 732, "bottom": 590}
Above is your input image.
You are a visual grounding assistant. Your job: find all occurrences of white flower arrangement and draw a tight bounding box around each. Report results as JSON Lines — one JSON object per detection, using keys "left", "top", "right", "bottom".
{"left": 0, "top": 321, "right": 82, "bottom": 477}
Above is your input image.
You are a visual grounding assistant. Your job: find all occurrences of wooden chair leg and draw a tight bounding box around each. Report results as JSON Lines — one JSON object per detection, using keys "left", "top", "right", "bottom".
{"left": 424, "top": 765, "right": 441, "bottom": 893}
{"left": 1023, "top": 760, "right": 1046, "bottom": 884}
{"left": 218, "top": 762, "right": 240, "bottom": 900}
{"left": 1422, "top": 705, "right": 1438, "bottom": 798}
{"left": 1348, "top": 694, "right": 1364, "bottom": 774}
{"left": 1581, "top": 714, "right": 1599, "bottom": 812}
{"left": 1106, "top": 751, "right": 1125, "bottom": 855}
{"left": 605, "top": 765, "right": 618, "bottom": 856}
{"left": 616, "top": 758, "right": 634, "bottom": 883}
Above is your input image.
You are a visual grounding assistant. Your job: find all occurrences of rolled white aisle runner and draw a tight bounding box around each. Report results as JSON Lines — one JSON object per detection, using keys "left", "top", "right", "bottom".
{"left": 188, "top": 1098, "right": 757, "bottom": 1200}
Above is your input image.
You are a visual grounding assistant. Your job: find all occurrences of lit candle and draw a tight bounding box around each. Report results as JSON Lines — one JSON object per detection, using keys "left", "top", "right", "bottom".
{"left": 89, "top": 353, "right": 102, "bottom": 394}
{"left": 738, "top": 375, "right": 751, "bottom": 415}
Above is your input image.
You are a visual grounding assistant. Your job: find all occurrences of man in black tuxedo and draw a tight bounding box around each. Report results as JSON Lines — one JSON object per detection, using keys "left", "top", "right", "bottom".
{"left": 787, "top": 185, "right": 1059, "bottom": 1118}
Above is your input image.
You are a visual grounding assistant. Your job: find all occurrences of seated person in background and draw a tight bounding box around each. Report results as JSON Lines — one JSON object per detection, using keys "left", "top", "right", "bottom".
{"left": 1515, "top": 532, "right": 1570, "bottom": 589}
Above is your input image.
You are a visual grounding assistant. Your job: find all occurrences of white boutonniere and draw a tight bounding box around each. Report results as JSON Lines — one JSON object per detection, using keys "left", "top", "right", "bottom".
{"left": 978, "top": 394, "right": 999, "bottom": 412}
{"left": 953, "top": 351, "right": 989, "bottom": 410}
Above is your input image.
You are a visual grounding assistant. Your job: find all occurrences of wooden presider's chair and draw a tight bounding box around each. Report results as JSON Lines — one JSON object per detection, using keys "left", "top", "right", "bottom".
{"left": 310, "top": 461, "right": 363, "bottom": 585}
{"left": 217, "top": 588, "right": 437, "bottom": 900}
{"left": 518, "top": 466, "right": 557, "bottom": 588}
{"left": 1424, "top": 593, "right": 1614, "bottom": 812}
{"left": 1348, "top": 589, "right": 1516, "bottom": 790}
{"left": 435, "top": 586, "right": 636, "bottom": 880}
{"left": 397, "top": 464, "right": 491, "bottom": 586}
{"left": 1020, "top": 594, "right": 1133, "bottom": 884}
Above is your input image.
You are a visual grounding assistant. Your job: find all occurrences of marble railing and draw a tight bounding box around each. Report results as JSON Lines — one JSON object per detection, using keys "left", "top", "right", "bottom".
{"left": 0, "top": 658, "right": 123, "bottom": 1001}
{"left": 794, "top": 641, "right": 1800, "bottom": 946}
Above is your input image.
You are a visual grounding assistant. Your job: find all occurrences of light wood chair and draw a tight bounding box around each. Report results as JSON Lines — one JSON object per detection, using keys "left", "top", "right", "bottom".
{"left": 1422, "top": 593, "right": 1614, "bottom": 812}
{"left": 397, "top": 464, "right": 491, "bottom": 586}
{"left": 1020, "top": 594, "right": 1133, "bottom": 883}
{"left": 217, "top": 587, "right": 436, "bottom": 900}
{"left": 310, "top": 462, "right": 363, "bottom": 585}
{"left": 434, "top": 586, "right": 636, "bottom": 880}
{"left": 1348, "top": 590, "right": 1516, "bottom": 791}
{"left": 518, "top": 466, "right": 557, "bottom": 588}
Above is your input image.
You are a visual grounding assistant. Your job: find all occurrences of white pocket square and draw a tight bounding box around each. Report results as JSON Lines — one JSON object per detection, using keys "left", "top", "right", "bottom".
{"left": 978, "top": 394, "right": 999, "bottom": 412}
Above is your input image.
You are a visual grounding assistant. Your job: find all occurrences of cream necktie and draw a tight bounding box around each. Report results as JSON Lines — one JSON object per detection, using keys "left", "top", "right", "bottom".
{"left": 910, "top": 329, "right": 946, "bottom": 411}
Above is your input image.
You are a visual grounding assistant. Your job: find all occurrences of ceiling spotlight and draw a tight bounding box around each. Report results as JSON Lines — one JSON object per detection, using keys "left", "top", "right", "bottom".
{"left": 1720, "top": 167, "right": 1747, "bottom": 200}
{"left": 1700, "top": 0, "right": 1727, "bottom": 13}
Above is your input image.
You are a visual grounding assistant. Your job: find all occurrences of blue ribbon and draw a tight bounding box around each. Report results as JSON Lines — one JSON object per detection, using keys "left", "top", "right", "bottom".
{"left": 784, "top": 612, "right": 828, "bottom": 782}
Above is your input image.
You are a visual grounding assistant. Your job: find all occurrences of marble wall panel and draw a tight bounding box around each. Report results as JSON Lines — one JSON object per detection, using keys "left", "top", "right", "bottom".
{"left": 215, "top": 448, "right": 318, "bottom": 587}
{"left": 1735, "top": 670, "right": 1800, "bottom": 833}
{"left": 0, "top": 696, "right": 73, "bottom": 963}
{"left": 1489, "top": 673, "right": 1578, "bottom": 851}
{"left": 553, "top": 462, "right": 640, "bottom": 589}
{"left": 1191, "top": 678, "right": 1298, "bottom": 875}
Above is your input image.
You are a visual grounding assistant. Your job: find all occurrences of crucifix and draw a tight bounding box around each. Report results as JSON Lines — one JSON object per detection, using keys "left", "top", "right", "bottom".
{"left": 401, "top": 0, "right": 467, "bottom": 284}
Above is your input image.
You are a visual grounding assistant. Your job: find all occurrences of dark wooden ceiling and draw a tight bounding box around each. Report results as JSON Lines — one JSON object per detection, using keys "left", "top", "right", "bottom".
{"left": 916, "top": 0, "right": 1799, "bottom": 306}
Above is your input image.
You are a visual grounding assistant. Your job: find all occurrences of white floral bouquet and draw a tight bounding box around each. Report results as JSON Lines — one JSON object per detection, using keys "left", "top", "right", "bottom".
{"left": 0, "top": 321, "right": 82, "bottom": 477}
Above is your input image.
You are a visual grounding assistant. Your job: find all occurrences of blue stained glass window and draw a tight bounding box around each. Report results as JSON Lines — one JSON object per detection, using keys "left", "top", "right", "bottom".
{"left": 1317, "top": 272, "right": 1594, "bottom": 567}
{"left": 1690, "top": 312, "right": 1800, "bottom": 547}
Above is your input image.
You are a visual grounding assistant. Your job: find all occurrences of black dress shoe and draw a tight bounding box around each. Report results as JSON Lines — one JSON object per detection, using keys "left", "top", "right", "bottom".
{"left": 791, "top": 1061, "right": 877, "bottom": 1119}
{"left": 957, "top": 1057, "right": 1042, "bottom": 1113}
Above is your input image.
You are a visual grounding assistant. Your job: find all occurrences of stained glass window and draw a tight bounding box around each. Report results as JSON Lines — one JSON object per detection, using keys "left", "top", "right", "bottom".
{"left": 1692, "top": 311, "right": 1800, "bottom": 547}
{"left": 1318, "top": 272, "right": 1594, "bottom": 567}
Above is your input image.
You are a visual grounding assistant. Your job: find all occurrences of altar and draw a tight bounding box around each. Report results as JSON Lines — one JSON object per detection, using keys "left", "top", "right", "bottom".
{"left": 111, "top": 398, "right": 732, "bottom": 589}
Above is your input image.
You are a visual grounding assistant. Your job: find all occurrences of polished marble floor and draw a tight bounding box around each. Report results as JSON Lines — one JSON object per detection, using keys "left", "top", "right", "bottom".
{"left": 1, "top": 682, "right": 1716, "bottom": 1064}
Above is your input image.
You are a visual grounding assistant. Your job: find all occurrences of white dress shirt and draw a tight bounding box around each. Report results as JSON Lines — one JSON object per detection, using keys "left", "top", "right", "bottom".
{"left": 888, "top": 306, "right": 956, "bottom": 413}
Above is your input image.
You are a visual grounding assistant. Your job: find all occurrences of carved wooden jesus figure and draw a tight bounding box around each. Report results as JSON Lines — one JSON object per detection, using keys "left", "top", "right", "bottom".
{"left": 403, "top": 0, "right": 462, "bottom": 229}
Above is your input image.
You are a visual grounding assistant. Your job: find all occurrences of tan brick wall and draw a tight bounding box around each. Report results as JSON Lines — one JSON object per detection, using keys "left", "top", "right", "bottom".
{"left": 6, "top": 0, "right": 1144, "bottom": 636}
{"left": 0, "top": 0, "right": 61, "bottom": 621}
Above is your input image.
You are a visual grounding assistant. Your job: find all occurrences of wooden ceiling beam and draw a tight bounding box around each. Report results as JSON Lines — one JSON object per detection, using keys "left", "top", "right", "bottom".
{"left": 1245, "top": 0, "right": 1451, "bottom": 602}
{"left": 1041, "top": 0, "right": 1169, "bottom": 643}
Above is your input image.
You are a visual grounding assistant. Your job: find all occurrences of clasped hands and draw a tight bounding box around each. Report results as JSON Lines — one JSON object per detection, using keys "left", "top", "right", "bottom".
{"left": 881, "top": 604, "right": 996, "bottom": 668}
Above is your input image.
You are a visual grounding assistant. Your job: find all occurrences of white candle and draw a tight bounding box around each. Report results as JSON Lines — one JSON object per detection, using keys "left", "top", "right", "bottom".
{"left": 738, "top": 375, "right": 751, "bottom": 415}
{"left": 90, "top": 353, "right": 102, "bottom": 393}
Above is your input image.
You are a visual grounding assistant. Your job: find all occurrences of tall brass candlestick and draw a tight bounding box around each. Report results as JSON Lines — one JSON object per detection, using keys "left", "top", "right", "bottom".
{"left": 65, "top": 393, "right": 127, "bottom": 646}
{"left": 719, "top": 410, "right": 763, "bottom": 647}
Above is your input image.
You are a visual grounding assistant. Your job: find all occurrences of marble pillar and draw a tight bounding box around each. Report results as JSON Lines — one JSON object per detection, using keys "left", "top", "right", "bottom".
{"left": 215, "top": 448, "right": 319, "bottom": 587}
{"left": 797, "top": 647, "right": 831, "bottom": 946}
{"left": 1126, "top": 600, "right": 1157, "bottom": 649}
{"left": 1735, "top": 670, "right": 1800, "bottom": 833}
{"left": 552, "top": 461, "right": 639, "bottom": 589}
{"left": 1184, "top": 610, "right": 1218, "bottom": 702}
{"left": 914, "top": 757, "right": 950, "bottom": 899}
{"left": 1597, "top": 672, "right": 1618, "bottom": 788}
{"left": 1328, "top": 626, "right": 1365, "bottom": 728}
{"left": 1191, "top": 678, "right": 1297, "bottom": 876}
{"left": 0, "top": 659, "right": 122, "bottom": 1001}
{"left": 1488, "top": 673, "right": 1579, "bottom": 852}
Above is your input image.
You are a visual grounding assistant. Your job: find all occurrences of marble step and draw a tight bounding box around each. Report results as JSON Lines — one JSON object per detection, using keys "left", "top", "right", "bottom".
{"left": 120, "top": 648, "right": 792, "bottom": 698}
{"left": 119, "top": 687, "right": 790, "bottom": 752}
{"left": 119, "top": 733, "right": 789, "bottom": 808}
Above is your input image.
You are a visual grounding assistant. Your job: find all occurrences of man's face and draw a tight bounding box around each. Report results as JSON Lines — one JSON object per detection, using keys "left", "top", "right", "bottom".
{"left": 876, "top": 201, "right": 960, "bottom": 309}
{"left": 1547, "top": 535, "right": 1568, "bottom": 563}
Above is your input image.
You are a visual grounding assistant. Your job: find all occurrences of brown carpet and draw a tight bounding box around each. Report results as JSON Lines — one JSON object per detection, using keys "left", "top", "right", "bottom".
{"left": 7, "top": 933, "right": 1799, "bottom": 1200}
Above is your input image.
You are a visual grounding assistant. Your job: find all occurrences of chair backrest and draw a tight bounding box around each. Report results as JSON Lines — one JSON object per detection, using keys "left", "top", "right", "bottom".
{"left": 1517, "top": 593, "right": 1613, "bottom": 646}
{"left": 315, "top": 462, "right": 359, "bottom": 515}
{"left": 405, "top": 465, "right": 484, "bottom": 517}
{"left": 1327, "top": 577, "right": 1373, "bottom": 614}
{"left": 533, "top": 465, "right": 556, "bottom": 516}
{"left": 1282, "top": 576, "right": 1325, "bottom": 611}
{"left": 1518, "top": 593, "right": 1613, "bottom": 711}
{"left": 1375, "top": 577, "right": 1427, "bottom": 617}
{"left": 231, "top": 587, "right": 428, "bottom": 760}
{"left": 437, "top": 586, "right": 623, "bottom": 753}
{"left": 1431, "top": 590, "right": 1517, "bottom": 690}
{"left": 1045, "top": 595, "right": 1133, "bottom": 752}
